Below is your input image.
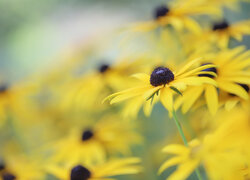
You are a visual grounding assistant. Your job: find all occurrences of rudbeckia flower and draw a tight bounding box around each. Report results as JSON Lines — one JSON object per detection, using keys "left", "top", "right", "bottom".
{"left": 129, "top": 0, "right": 220, "bottom": 34}
{"left": 60, "top": 59, "right": 146, "bottom": 113}
{"left": 49, "top": 116, "right": 142, "bottom": 165}
{"left": 204, "top": 19, "right": 250, "bottom": 48}
{"left": 175, "top": 46, "right": 250, "bottom": 115}
{"left": 46, "top": 157, "right": 141, "bottom": 180}
{"left": 0, "top": 155, "right": 44, "bottom": 180}
{"left": 103, "top": 58, "right": 217, "bottom": 116}
{"left": 219, "top": 84, "right": 249, "bottom": 111}
{"left": 159, "top": 109, "right": 250, "bottom": 180}
{"left": 0, "top": 82, "right": 36, "bottom": 127}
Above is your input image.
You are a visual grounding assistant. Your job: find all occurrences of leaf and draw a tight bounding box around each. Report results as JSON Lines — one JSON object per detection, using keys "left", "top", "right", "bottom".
{"left": 146, "top": 89, "right": 160, "bottom": 104}
{"left": 170, "top": 86, "right": 183, "bottom": 96}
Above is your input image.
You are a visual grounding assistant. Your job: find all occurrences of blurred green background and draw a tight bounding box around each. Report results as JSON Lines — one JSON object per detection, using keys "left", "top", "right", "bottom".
{"left": 0, "top": 1, "right": 249, "bottom": 180}
{"left": 0, "top": 0, "right": 249, "bottom": 82}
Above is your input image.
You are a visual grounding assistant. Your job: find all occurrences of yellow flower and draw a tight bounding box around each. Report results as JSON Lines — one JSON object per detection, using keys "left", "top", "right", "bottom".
{"left": 46, "top": 158, "right": 141, "bottom": 180}
{"left": 129, "top": 0, "right": 220, "bottom": 34}
{"left": 49, "top": 116, "right": 142, "bottom": 165}
{"left": 175, "top": 46, "right": 250, "bottom": 115}
{"left": 204, "top": 19, "right": 250, "bottom": 48}
{"left": 60, "top": 59, "right": 145, "bottom": 113}
{"left": 0, "top": 155, "right": 44, "bottom": 180}
{"left": 104, "top": 58, "right": 216, "bottom": 116}
{"left": 0, "top": 82, "right": 36, "bottom": 127}
{"left": 219, "top": 86, "right": 250, "bottom": 111}
{"left": 159, "top": 109, "right": 250, "bottom": 180}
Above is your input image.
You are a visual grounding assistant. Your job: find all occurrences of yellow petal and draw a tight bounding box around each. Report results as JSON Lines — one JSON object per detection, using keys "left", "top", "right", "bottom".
{"left": 218, "top": 81, "right": 249, "bottom": 100}
{"left": 176, "top": 57, "right": 203, "bottom": 76}
{"left": 162, "top": 144, "right": 189, "bottom": 154}
{"left": 131, "top": 73, "right": 150, "bottom": 83}
{"left": 205, "top": 85, "right": 218, "bottom": 115}
{"left": 182, "top": 86, "right": 204, "bottom": 113}
{"left": 175, "top": 77, "right": 216, "bottom": 87}
{"left": 109, "top": 86, "right": 151, "bottom": 104}
{"left": 182, "top": 17, "right": 201, "bottom": 34}
{"left": 160, "top": 87, "right": 173, "bottom": 112}
{"left": 220, "top": 76, "right": 250, "bottom": 84}
{"left": 143, "top": 86, "right": 162, "bottom": 100}
{"left": 158, "top": 157, "right": 184, "bottom": 174}
{"left": 177, "top": 64, "right": 217, "bottom": 78}
{"left": 168, "top": 159, "right": 200, "bottom": 180}
{"left": 225, "top": 99, "right": 239, "bottom": 111}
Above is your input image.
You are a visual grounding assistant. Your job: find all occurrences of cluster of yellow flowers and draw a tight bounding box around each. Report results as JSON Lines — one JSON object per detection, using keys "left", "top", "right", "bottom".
{"left": 0, "top": 0, "right": 250, "bottom": 179}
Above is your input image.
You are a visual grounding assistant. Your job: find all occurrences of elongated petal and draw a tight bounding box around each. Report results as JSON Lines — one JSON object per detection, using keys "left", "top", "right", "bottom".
{"left": 177, "top": 64, "right": 217, "bottom": 78}
{"left": 158, "top": 157, "right": 184, "bottom": 174}
{"left": 218, "top": 81, "right": 249, "bottom": 100}
{"left": 182, "top": 86, "right": 204, "bottom": 113}
{"left": 195, "top": 71, "right": 217, "bottom": 78}
{"left": 143, "top": 86, "right": 162, "bottom": 100}
{"left": 225, "top": 99, "right": 239, "bottom": 111}
{"left": 162, "top": 144, "right": 189, "bottom": 154}
{"left": 175, "top": 77, "right": 217, "bottom": 87}
{"left": 131, "top": 73, "right": 150, "bottom": 83}
{"left": 168, "top": 160, "right": 200, "bottom": 180}
{"left": 176, "top": 57, "right": 203, "bottom": 76}
{"left": 160, "top": 88, "right": 173, "bottom": 112}
{"left": 205, "top": 85, "right": 218, "bottom": 115}
{"left": 219, "top": 77, "right": 250, "bottom": 84}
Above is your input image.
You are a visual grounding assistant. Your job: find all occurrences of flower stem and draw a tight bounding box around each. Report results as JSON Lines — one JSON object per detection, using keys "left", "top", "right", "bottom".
{"left": 172, "top": 110, "right": 188, "bottom": 146}
{"left": 172, "top": 110, "right": 203, "bottom": 180}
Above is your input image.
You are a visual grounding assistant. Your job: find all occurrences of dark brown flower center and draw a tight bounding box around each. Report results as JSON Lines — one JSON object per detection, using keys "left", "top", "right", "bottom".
{"left": 154, "top": 5, "right": 170, "bottom": 20}
{"left": 150, "top": 67, "right": 174, "bottom": 86}
{"left": 81, "top": 129, "right": 94, "bottom": 141}
{"left": 2, "top": 173, "right": 16, "bottom": 180}
{"left": 212, "top": 20, "right": 229, "bottom": 31}
{"left": 70, "top": 165, "right": 91, "bottom": 180}
{"left": 99, "top": 64, "right": 110, "bottom": 73}
{"left": 198, "top": 63, "right": 217, "bottom": 78}
{"left": 0, "top": 163, "right": 5, "bottom": 171}
{"left": 0, "top": 85, "right": 8, "bottom": 94}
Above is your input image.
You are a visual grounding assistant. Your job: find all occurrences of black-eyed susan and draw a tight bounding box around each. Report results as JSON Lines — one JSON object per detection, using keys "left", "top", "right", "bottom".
{"left": 219, "top": 84, "right": 249, "bottom": 111}
{"left": 49, "top": 116, "right": 142, "bottom": 165}
{"left": 104, "top": 58, "right": 217, "bottom": 116}
{"left": 46, "top": 157, "right": 141, "bottom": 180}
{"left": 0, "top": 82, "right": 36, "bottom": 127}
{"left": 60, "top": 58, "right": 147, "bottom": 113}
{"left": 175, "top": 46, "right": 250, "bottom": 115}
{"left": 159, "top": 109, "right": 250, "bottom": 180}
{"left": 204, "top": 19, "right": 250, "bottom": 48}
{"left": 129, "top": 0, "right": 220, "bottom": 34}
{"left": 0, "top": 155, "right": 44, "bottom": 180}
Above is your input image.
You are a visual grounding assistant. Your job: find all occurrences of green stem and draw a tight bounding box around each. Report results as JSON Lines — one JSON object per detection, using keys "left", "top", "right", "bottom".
{"left": 172, "top": 110, "right": 203, "bottom": 180}
{"left": 172, "top": 110, "right": 188, "bottom": 146}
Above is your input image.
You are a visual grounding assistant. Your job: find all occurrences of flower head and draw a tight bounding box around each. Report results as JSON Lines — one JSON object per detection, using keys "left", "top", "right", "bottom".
{"left": 104, "top": 58, "right": 217, "bottom": 116}
{"left": 159, "top": 109, "right": 250, "bottom": 180}
{"left": 47, "top": 158, "right": 141, "bottom": 180}
{"left": 175, "top": 46, "right": 250, "bottom": 115}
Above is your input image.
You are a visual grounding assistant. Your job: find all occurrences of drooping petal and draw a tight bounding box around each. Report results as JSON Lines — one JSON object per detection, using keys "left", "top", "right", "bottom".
{"left": 225, "top": 99, "right": 239, "bottom": 111}
{"left": 160, "top": 87, "right": 173, "bottom": 112}
{"left": 218, "top": 81, "right": 249, "bottom": 100}
{"left": 205, "top": 85, "right": 219, "bottom": 115}
{"left": 168, "top": 159, "right": 200, "bottom": 180}
{"left": 158, "top": 157, "right": 184, "bottom": 174}
{"left": 182, "top": 86, "right": 204, "bottom": 113}
{"left": 176, "top": 57, "right": 203, "bottom": 76}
